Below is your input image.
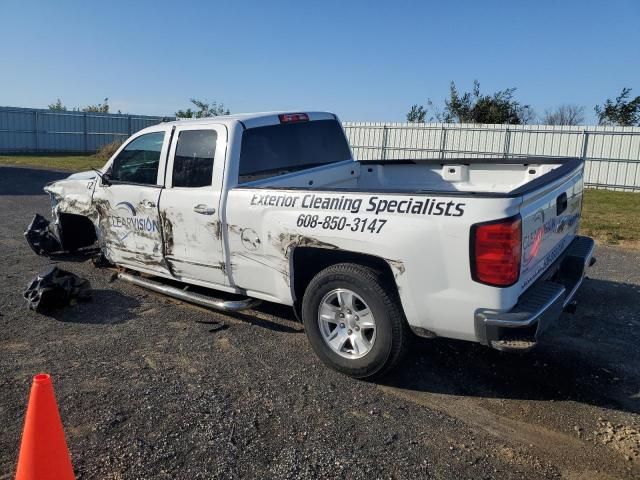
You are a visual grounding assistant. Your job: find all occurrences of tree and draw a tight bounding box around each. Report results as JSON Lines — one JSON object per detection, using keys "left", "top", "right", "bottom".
{"left": 82, "top": 98, "right": 110, "bottom": 113}
{"left": 406, "top": 105, "right": 427, "bottom": 123}
{"left": 445, "top": 80, "right": 535, "bottom": 124}
{"left": 176, "top": 99, "right": 230, "bottom": 118}
{"left": 542, "top": 104, "right": 585, "bottom": 126}
{"left": 407, "top": 80, "right": 535, "bottom": 125}
{"left": 518, "top": 105, "right": 538, "bottom": 125}
{"left": 48, "top": 99, "right": 67, "bottom": 111}
{"left": 595, "top": 88, "right": 640, "bottom": 126}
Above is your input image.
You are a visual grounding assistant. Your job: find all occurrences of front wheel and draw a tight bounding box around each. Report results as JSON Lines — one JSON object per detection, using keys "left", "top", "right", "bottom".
{"left": 301, "top": 263, "right": 410, "bottom": 378}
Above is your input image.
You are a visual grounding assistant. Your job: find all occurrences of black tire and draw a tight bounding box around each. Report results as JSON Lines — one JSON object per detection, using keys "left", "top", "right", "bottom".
{"left": 302, "top": 262, "right": 410, "bottom": 379}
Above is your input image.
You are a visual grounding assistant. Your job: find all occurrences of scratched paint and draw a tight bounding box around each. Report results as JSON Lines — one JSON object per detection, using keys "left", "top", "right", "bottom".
{"left": 269, "top": 231, "right": 339, "bottom": 259}
{"left": 159, "top": 210, "right": 174, "bottom": 256}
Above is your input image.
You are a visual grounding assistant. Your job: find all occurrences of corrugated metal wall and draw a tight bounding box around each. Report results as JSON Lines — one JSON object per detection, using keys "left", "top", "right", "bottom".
{"left": 1, "top": 107, "right": 639, "bottom": 191}
{"left": 0, "top": 106, "right": 170, "bottom": 153}
{"left": 343, "top": 122, "right": 640, "bottom": 191}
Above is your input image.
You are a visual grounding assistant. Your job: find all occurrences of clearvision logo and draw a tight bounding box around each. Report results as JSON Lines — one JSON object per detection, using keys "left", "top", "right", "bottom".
{"left": 109, "top": 201, "right": 159, "bottom": 241}
{"left": 522, "top": 212, "right": 579, "bottom": 269}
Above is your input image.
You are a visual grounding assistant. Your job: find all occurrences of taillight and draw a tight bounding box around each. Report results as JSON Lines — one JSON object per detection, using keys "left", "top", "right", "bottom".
{"left": 470, "top": 215, "right": 522, "bottom": 287}
{"left": 279, "top": 113, "right": 309, "bottom": 123}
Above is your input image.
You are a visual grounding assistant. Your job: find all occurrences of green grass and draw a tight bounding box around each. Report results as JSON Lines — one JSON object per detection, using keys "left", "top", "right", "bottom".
{"left": 0, "top": 154, "right": 104, "bottom": 172}
{"left": 1, "top": 154, "right": 638, "bottom": 246}
{"left": 580, "top": 189, "right": 640, "bottom": 246}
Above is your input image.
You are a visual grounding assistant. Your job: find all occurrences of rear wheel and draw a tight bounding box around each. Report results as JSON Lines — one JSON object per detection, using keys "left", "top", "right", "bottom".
{"left": 302, "top": 263, "right": 410, "bottom": 378}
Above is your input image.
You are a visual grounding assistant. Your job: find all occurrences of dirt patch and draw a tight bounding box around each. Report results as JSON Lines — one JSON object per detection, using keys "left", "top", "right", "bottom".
{"left": 594, "top": 419, "right": 640, "bottom": 462}
{"left": 214, "top": 336, "right": 232, "bottom": 352}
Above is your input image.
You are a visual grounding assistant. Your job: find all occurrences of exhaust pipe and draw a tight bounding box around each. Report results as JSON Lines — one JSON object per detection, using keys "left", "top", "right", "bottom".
{"left": 118, "top": 272, "right": 261, "bottom": 312}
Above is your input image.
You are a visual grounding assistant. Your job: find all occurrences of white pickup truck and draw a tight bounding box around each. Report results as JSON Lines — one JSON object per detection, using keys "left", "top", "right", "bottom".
{"left": 29, "top": 111, "right": 595, "bottom": 378}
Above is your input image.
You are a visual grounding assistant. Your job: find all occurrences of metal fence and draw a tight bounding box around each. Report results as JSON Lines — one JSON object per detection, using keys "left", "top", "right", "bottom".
{"left": 0, "top": 106, "right": 170, "bottom": 153}
{"left": 2, "top": 106, "right": 639, "bottom": 191}
{"left": 343, "top": 122, "right": 640, "bottom": 191}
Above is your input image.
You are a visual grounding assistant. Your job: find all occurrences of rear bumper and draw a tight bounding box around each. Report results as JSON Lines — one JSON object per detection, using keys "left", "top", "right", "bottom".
{"left": 474, "top": 235, "right": 595, "bottom": 352}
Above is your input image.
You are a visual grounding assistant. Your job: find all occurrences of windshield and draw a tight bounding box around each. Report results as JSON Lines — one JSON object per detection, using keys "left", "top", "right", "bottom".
{"left": 238, "top": 119, "right": 352, "bottom": 183}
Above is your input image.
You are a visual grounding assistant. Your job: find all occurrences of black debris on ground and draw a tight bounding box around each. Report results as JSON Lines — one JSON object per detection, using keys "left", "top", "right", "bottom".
{"left": 23, "top": 267, "right": 91, "bottom": 313}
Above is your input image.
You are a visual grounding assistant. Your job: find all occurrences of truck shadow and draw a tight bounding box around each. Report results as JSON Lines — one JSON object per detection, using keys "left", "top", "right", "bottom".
{"left": 128, "top": 275, "right": 304, "bottom": 334}
{"left": 0, "top": 166, "right": 68, "bottom": 195}
{"left": 51, "top": 289, "right": 141, "bottom": 325}
{"left": 382, "top": 277, "right": 640, "bottom": 415}
{"left": 224, "top": 302, "right": 304, "bottom": 334}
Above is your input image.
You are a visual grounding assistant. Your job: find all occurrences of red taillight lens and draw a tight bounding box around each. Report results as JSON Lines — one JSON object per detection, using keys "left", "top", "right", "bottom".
{"left": 279, "top": 113, "right": 309, "bottom": 123}
{"left": 471, "top": 216, "right": 521, "bottom": 287}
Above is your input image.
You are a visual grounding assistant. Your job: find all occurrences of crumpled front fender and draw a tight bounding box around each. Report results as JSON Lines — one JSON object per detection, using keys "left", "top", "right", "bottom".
{"left": 26, "top": 174, "right": 101, "bottom": 255}
{"left": 24, "top": 213, "right": 62, "bottom": 255}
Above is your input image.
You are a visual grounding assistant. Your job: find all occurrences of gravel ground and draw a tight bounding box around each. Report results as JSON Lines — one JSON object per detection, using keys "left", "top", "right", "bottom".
{"left": 1, "top": 166, "right": 639, "bottom": 479}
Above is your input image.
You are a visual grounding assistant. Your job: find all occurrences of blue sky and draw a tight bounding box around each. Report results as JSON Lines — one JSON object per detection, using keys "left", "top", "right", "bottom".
{"left": 1, "top": 0, "right": 638, "bottom": 123}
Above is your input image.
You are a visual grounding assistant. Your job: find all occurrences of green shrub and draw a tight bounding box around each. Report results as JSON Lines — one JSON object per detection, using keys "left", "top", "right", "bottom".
{"left": 94, "top": 139, "right": 124, "bottom": 161}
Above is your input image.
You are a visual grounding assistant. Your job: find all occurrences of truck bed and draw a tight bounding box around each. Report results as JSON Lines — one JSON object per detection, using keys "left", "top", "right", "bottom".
{"left": 229, "top": 154, "right": 585, "bottom": 341}
{"left": 242, "top": 157, "right": 583, "bottom": 197}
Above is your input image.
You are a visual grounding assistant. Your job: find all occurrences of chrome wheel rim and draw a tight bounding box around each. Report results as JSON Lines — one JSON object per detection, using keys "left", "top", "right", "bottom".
{"left": 317, "top": 288, "right": 376, "bottom": 359}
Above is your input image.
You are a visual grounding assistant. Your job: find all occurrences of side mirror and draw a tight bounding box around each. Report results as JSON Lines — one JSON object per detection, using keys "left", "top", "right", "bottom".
{"left": 102, "top": 172, "right": 112, "bottom": 186}
{"left": 92, "top": 168, "right": 112, "bottom": 186}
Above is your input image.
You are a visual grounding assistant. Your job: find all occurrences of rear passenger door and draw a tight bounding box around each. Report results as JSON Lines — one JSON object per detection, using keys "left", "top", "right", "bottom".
{"left": 159, "top": 124, "right": 228, "bottom": 287}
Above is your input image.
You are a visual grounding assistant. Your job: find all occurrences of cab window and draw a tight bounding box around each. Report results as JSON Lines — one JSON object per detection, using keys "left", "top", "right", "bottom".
{"left": 238, "top": 120, "right": 351, "bottom": 183}
{"left": 110, "top": 132, "right": 165, "bottom": 185}
{"left": 172, "top": 130, "right": 217, "bottom": 188}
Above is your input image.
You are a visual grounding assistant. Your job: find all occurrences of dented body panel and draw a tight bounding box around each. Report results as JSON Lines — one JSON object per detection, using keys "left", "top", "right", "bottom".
{"left": 158, "top": 122, "right": 229, "bottom": 286}
{"left": 225, "top": 187, "right": 519, "bottom": 340}
{"left": 39, "top": 111, "right": 589, "bottom": 344}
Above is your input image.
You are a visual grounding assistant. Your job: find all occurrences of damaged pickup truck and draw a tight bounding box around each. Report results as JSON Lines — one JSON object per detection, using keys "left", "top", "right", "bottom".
{"left": 28, "top": 111, "right": 595, "bottom": 378}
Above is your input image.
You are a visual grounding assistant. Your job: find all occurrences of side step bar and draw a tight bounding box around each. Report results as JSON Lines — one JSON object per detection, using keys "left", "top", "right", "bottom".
{"left": 118, "top": 272, "right": 262, "bottom": 312}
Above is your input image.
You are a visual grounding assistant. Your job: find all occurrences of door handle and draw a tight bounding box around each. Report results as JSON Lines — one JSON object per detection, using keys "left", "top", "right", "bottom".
{"left": 194, "top": 204, "right": 216, "bottom": 215}
{"left": 139, "top": 199, "right": 156, "bottom": 208}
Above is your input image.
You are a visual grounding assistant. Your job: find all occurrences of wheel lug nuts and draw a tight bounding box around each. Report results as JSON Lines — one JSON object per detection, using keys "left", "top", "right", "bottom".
{"left": 355, "top": 326, "right": 360, "bottom": 331}
{"left": 339, "top": 313, "right": 345, "bottom": 318}
{"left": 347, "top": 310, "right": 352, "bottom": 314}
{"left": 348, "top": 329, "right": 353, "bottom": 335}
{"left": 340, "top": 323, "right": 345, "bottom": 328}
{"left": 354, "top": 316, "right": 359, "bottom": 321}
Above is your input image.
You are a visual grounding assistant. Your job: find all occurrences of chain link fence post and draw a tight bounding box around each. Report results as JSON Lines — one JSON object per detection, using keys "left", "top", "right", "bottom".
{"left": 34, "top": 110, "right": 39, "bottom": 152}
{"left": 503, "top": 127, "right": 511, "bottom": 158}
{"left": 439, "top": 125, "right": 447, "bottom": 160}
{"left": 83, "top": 112, "right": 88, "bottom": 153}
{"left": 381, "top": 125, "right": 388, "bottom": 160}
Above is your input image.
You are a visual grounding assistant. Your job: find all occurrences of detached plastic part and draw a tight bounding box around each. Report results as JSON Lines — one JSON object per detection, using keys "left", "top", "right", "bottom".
{"left": 24, "top": 214, "right": 62, "bottom": 256}
{"left": 23, "top": 267, "right": 92, "bottom": 313}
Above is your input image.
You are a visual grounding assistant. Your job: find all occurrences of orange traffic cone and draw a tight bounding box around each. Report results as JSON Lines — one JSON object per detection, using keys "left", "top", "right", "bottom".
{"left": 15, "top": 374, "right": 75, "bottom": 480}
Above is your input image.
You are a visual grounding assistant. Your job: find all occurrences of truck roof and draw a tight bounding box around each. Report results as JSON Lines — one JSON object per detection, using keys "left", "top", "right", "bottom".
{"left": 160, "top": 111, "right": 337, "bottom": 130}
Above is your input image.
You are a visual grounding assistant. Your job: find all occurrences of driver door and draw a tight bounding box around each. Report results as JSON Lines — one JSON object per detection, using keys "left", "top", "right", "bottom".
{"left": 93, "top": 128, "right": 171, "bottom": 275}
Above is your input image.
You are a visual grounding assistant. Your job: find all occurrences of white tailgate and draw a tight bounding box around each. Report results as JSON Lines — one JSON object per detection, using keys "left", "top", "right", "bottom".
{"left": 519, "top": 166, "right": 584, "bottom": 291}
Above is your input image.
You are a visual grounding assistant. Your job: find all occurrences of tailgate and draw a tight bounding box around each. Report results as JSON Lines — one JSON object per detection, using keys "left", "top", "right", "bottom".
{"left": 519, "top": 163, "right": 584, "bottom": 291}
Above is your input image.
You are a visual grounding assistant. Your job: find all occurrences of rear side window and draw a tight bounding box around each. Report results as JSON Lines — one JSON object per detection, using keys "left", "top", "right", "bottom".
{"left": 238, "top": 120, "right": 351, "bottom": 183}
{"left": 172, "top": 130, "right": 217, "bottom": 188}
{"left": 111, "top": 132, "right": 164, "bottom": 185}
